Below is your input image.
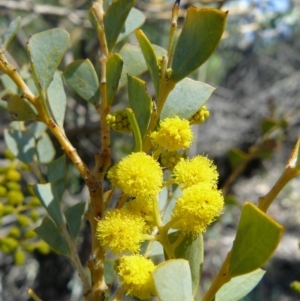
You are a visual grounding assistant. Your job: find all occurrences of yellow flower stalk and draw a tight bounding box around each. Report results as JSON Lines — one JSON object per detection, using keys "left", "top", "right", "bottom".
{"left": 171, "top": 183, "right": 224, "bottom": 233}
{"left": 150, "top": 116, "right": 193, "bottom": 151}
{"left": 173, "top": 155, "right": 219, "bottom": 188}
{"left": 115, "top": 255, "right": 156, "bottom": 300}
{"left": 107, "top": 152, "right": 162, "bottom": 198}
{"left": 96, "top": 209, "right": 149, "bottom": 254}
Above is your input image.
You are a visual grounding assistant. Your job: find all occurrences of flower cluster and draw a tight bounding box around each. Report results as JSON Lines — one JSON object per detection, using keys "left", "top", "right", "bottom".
{"left": 97, "top": 116, "right": 223, "bottom": 299}
{"left": 106, "top": 110, "right": 131, "bottom": 133}
{"left": 0, "top": 149, "right": 51, "bottom": 265}
{"left": 171, "top": 155, "right": 224, "bottom": 233}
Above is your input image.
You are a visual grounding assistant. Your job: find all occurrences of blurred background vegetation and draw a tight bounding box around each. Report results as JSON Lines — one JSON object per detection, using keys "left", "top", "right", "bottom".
{"left": 1, "top": 0, "right": 300, "bottom": 300}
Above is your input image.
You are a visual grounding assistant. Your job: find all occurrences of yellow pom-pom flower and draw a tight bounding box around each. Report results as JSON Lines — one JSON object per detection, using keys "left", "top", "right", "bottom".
{"left": 115, "top": 255, "right": 156, "bottom": 300}
{"left": 5, "top": 169, "right": 21, "bottom": 182}
{"left": 17, "top": 214, "right": 31, "bottom": 227}
{"left": 0, "top": 237, "right": 19, "bottom": 253}
{"left": 0, "top": 185, "right": 7, "bottom": 197}
{"left": 14, "top": 248, "right": 26, "bottom": 265}
{"left": 107, "top": 152, "right": 162, "bottom": 198}
{"left": 6, "top": 190, "right": 24, "bottom": 206}
{"left": 171, "top": 183, "right": 224, "bottom": 233}
{"left": 36, "top": 241, "right": 51, "bottom": 254}
{"left": 96, "top": 209, "right": 149, "bottom": 254}
{"left": 150, "top": 116, "right": 193, "bottom": 151}
{"left": 173, "top": 155, "right": 219, "bottom": 189}
{"left": 125, "top": 197, "right": 154, "bottom": 224}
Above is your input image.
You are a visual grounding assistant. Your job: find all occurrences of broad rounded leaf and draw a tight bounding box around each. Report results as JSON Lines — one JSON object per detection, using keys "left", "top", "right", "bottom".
{"left": 162, "top": 186, "right": 181, "bottom": 223}
{"left": 167, "top": 231, "right": 204, "bottom": 296}
{"left": 27, "top": 122, "right": 47, "bottom": 139}
{"left": 64, "top": 202, "right": 85, "bottom": 241}
{"left": 228, "top": 203, "right": 284, "bottom": 277}
{"left": 36, "top": 132, "right": 55, "bottom": 164}
{"left": 153, "top": 259, "right": 193, "bottom": 301}
{"left": 35, "top": 217, "right": 69, "bottom": 256}
{"left": 171, "top": 8, "right": 227, "bottom": 82}
{"left": 119, "top": 43, "right": 167, "bottom": 88}
{"left": 32, "top": 182, "right": 64, "bottom": 226}
{"left": 104, "top": 0, "right": 134, "bottom": 51}
{"left": 6, "top": 93, "right": 37, "bottom": 121}
{"left": 47, "top": 71, "right": 66, "bottom": 127}
{"left": 47, "top": 155, "right": 67, "bottom": 183}
{"left": 215, "top": 268, "right": 265, "bottom": 301}
{"left": 27, "top": 29, "right": 69, "bottom": 91}
{"left": 161, "top": 77, "right": 215, "bottom": 120}
{"left": 63, "top": 59, "right": 100, "bottom": 105}
{"left": 106, "top": 53, "right": 123, "bottom": 104}
{"left": 127, "top": 75, "right": 152, "bottom": 139}
{"left": 136, "top": 29, "right": 160, "bottom": 96}
{"left": 4, "top": 128, "right": 35, "bottom": 164}
{"left": 1, "top": 16, "right": 21, "bottom": 51}
{"left": 117, "top": 8, "right": 146, "bottom": 43}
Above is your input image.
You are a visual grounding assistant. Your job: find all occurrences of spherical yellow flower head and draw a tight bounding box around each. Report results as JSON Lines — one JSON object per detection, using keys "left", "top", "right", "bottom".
{"left": 150, "top": 116, "right": 193, "bottom": 151}
{"left": 173, "top": 155, "right": 218, "bottom": 189}
{"left": 125, "top": 197, "right": 154, "bottom": 224}
{"left": 107, "top": 152, "right": 162, "bottom": 198}
{"left": 115, "top": 255, "right": 156, "bottom": 300}
{"left": 96, "top": 209, "right": 148, "bottom": 254}
{"left": 171, "top": 183, "right": 224, "bottom": 233}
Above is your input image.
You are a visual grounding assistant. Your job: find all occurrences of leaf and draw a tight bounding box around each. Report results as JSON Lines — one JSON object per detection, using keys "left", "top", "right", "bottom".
{"left": 117, "top": 8, "right": 146, "bottom": 43}
{"left": 215, "top": 268, "right": 265, "bottom": 301}
{"left": 35, "top": 217, "right": 69, "bottom": 256}
{"left": 63, "top": 59, "right": 100, "bottom": 105}
{"left": 1, "top": 16, "right": 21, "bottom": 51}
{"left": 167, "top": 231, "right": 204, "bottom": 296}
{"left": 228, "top": 202, "right": 284, "bottom": 277}
{"left": 5, "top": 93, "right": 37, "bottom": 121}
{"left": 27, "top": 122, "right": 47, "bottom": 139}
{"left": 227, "top": 148, "right": 249, "bottom": 169}
{"left": 145, "top": 241, "right": 164, "bottom": 258}
{"left": 119, "top": 43, "right": 167, "bottom": 88}
{"left": 106, "top": 53, "right": 123, "bottom": 104}
{"left": 104, "top": 0, "right": 134, "bottom": 52}
{"left": 64, "top": 202, "right": 85, "bottom": 241}
{"left": 46, "top": 155, "right": 66, "bottom": 214}
{"left": 260, "top": 118, "right": 279, "bottom": 134}
{"left": 161, "top": 77, "right": 215, "bottom": 120}
{"left": 104, "top": 259, "right": 116, "bottom": 284}
{"left": 153, "top": 259, "right": 193, "bottom": 301}
{"left": 136, "top": 29, "right": 160, "bottom": 96}
{"left": 47, "top": 155, "right": 67, "bottom": 183}
{"left": 4, "top": 128, "right": 35, "bottom": 164}
{"left": 126, "top": 108, "right": 142, "bottom": 152}
{"left": 162, "top": 186, "right": 181, "bottom": 224}
{"left": 32, "top": 183, "right": 64, "bottom": 226}
{"left": 127, "top": 75, "right": 152, "bottom": 139}
{"left": 171, "top": 8, "right": 227, "bottom": 82}
{"left": 36, "top": 132, "right": 55, "bottom": 164}
{"left": 0, "top": 74, "right": 18, "bottom": 92}
{"left": 47, "top": 71, "right": 66, "bottom": 127}
{"left": 27, "top": 29, "right": 69, "bottom": 91}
